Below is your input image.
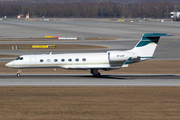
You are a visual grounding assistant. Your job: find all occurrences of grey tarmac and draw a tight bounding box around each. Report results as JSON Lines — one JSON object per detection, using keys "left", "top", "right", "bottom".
{"left": 1, "top": 19, "right": 180, "bottom": 86}
{"left": 0, "top": 74, "right": 180, "bottom": 86}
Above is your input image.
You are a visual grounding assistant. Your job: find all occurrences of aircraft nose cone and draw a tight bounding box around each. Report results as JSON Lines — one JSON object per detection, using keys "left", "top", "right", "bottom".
{"left": 5, "top": 62, "right": 14, "bottom": 67}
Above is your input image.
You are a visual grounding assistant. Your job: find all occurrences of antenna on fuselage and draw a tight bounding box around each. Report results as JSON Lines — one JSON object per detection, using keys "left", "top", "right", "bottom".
{"left": 50, "top": 52, "right": 52, "bottom": 55}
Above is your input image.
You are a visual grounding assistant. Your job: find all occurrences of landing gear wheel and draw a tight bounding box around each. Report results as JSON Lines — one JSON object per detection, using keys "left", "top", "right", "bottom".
{"left": 17, "top": 73, "right": 20, "bottom": 77}
{"left": 17, "top": 69, "right": 22, "bottom": 77}
{"left": 93, "top": 72, "right": 101, "bottom": 77}
{"left": 91, "top": 69, "right": 101, "bottom": 77}
{"left": 97, "top": 72, "right": 101, "bottom": 77}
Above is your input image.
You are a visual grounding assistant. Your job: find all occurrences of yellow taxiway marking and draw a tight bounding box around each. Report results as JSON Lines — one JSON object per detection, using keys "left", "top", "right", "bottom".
{"left": 19, "top": 49, "right": 29, "bottom": 53}
{"left": 157, "top": 39, "right": 178, "bottom": 46}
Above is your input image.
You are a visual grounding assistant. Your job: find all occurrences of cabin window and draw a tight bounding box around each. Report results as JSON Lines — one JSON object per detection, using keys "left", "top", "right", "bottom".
{"left": 61, "top": 59, "right": 65, "bottom": 62}
{"left": 47, "top": 59, "right": 51, "bottom": 62}
{"left": 40, "top": 59, "right": 44, "bottom": 62}
{"left": 75, "top": 58, "right": 79, "bottom": 62}
{"left": 68, "top": 58, "right": 72, "bottom": 62}
{"left": 82, "top": 58, "right": 86, "bottom": 62}
{"left": 54, "top": 59, "right": 58, "bottom": 62}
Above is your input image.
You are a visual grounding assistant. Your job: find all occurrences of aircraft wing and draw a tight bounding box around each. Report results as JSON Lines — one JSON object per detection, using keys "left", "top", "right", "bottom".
{"left": 67, "top": 67, "right": 119, "bottom": 70}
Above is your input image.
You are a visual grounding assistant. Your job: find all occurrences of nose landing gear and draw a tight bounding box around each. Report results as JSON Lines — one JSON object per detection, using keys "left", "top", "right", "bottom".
{"left": 17, "top": 69, "right": 22, "bottom": 77}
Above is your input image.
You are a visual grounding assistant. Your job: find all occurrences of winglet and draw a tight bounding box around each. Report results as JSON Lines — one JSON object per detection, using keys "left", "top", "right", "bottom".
{"left": 121, "top": 57, "right": 132, "bottom": 68}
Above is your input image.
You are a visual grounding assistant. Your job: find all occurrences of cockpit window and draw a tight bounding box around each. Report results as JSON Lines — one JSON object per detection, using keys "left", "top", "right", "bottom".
{"left": 15, "top": 57, "right": 20, "bottom": 60}
{"left": 15, "top": 57, "right": 23, "bottom": 60}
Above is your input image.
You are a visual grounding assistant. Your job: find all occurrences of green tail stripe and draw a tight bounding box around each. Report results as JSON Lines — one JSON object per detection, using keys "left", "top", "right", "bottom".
{"left": 136, "top": 33, "right": 168, "bottom": 47}
{"left": 124, "top": 57, "right": 132, "bottom": 65}
{"left": 140, "top": 57, "right": 153, "bottom": 58}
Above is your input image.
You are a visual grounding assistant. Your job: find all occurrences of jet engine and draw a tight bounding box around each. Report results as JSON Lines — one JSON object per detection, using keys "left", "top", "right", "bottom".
{"left": 107, "top": 51, "right": 138, "bottom": 62}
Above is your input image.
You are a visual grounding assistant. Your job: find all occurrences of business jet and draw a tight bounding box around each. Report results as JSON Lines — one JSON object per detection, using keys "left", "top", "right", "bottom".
{"left": 5, "top": 33, "right": 170, "bottom": 77}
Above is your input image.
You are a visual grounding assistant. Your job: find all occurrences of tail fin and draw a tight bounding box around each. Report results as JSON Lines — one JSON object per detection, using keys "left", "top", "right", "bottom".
{"left": 130, "top": 33, "right": 170, "bottom": 60}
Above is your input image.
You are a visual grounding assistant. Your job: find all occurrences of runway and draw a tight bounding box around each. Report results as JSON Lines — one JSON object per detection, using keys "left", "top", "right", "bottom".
{"left": 0, "top": 74, "right": 180, "bottom": 86}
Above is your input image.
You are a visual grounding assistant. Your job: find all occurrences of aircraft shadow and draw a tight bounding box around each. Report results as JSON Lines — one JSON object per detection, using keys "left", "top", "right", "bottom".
{"left": 0, "top": 74, "right": 179, "bottom": 80}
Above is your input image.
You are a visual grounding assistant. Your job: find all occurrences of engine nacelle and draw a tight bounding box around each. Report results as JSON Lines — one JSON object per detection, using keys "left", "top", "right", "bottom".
{"left": 107, "top": 51, "right": 138, "bottom": 62}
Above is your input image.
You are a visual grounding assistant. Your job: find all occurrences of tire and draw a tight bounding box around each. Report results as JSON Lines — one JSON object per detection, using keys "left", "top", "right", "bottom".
{"left": 93, "top": 73, "right": 101, "bottom": 77}
{"left": 17, "top": 73, "right": 20, "bottom": 77}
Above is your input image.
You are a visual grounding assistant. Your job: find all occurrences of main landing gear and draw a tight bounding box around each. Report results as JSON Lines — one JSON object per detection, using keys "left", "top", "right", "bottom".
{"left": 17, "top": 69, "right": 22, "bottom": 77}
{"left": 91, "top": 69, "right": 101, "bottom": 77}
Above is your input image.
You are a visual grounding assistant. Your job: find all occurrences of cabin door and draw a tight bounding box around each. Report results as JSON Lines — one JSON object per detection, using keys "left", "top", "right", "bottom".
{"left": 30, "top": 57, "right": 36, "bottom": 66}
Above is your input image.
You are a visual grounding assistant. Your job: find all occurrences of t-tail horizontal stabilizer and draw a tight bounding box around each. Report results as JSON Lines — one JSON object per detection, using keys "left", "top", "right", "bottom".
{"left": 121, "top": 57, "right": 132, "bottom": 68}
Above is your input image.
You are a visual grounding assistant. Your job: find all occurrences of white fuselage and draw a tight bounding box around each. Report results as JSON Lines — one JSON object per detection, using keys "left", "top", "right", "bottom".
{"left": 6, "top": 51, "right": 138, "bottom": 69}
